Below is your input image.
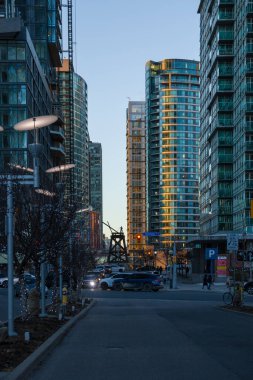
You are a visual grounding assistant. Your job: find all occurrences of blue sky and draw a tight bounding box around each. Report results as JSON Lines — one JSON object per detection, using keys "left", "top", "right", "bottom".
{"left": 71, "top": 0, "right": 200, "bottom": 238}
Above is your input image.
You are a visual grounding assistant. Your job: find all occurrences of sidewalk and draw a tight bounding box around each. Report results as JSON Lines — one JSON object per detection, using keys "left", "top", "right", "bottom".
{"left": 164, "top": 281, "right": 227, "bottom": 293}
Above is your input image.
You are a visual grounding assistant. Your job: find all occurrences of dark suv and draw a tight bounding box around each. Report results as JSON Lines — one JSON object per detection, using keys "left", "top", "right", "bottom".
{"left": 112, "top": 272, "right": 163, "bottom": 292}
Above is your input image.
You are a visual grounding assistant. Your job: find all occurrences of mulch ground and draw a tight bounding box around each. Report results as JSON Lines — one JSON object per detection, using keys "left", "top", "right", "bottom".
{"left": 222, "top": 304, "right": 253, "bottom": 315}
{"left": 0, "top": 301, "right": 85, "bottom": 372}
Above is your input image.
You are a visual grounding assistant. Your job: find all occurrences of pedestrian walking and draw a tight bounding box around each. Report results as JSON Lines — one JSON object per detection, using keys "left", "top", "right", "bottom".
{"left": 207, "top": 274, "right": 213, "bottom": 290}
{"left": 202, "top": 274, "right": 208, "bottom": 289}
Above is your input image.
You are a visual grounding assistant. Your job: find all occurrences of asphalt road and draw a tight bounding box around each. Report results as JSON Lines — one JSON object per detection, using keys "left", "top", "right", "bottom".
{"left": 1, "top": 285, "right": 252, "bottom": 321}
{"left": 26, "top": 290, "right": 253, "bottom": 380}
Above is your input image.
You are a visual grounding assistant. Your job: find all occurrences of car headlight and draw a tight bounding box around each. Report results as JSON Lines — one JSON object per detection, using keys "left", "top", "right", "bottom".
{"left": 89, "top": 281, "right": 95, "bottom": 287}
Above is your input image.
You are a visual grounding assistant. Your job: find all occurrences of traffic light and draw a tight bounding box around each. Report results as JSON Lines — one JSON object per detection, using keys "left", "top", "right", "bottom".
{"left": 136, "top": 233, "right": 142, "bottom": 244}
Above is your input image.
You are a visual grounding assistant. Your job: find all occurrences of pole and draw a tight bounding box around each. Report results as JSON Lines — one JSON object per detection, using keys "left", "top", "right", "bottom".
{"left": 7, "top": 176, "right": 17, "bottom": 336}
{"left": 59, "top": 255, "right": 63, "bottom": 303}
{"left": 172, "top": 238, "right": 177, "bottom": 289}
{"left": 40, "top": 208, "right": 47, "bottom": 317}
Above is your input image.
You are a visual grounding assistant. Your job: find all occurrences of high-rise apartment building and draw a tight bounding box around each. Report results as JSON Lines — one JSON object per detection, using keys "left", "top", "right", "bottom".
{"left": 145, "top": 59, "right": 200, "bottom": 251}
{"left": 58, "top": 60, "right": 89, "bottom": 210}
{"left": 0, "top": 0, "right": 63, "bottom": 178}
{"left": 126, "top": 101, "right": 146, "bottom": 262}
{"left": 89, "top": 141, "right": 103, "bottom": 249}
{"left": 198, "top": 0, "right": 253, "bottom": 237}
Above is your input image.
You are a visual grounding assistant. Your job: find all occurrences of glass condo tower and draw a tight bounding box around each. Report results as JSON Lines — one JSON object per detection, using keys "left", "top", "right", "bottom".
{"left": 145, "top": 59, "right": 200, "bottom": 251}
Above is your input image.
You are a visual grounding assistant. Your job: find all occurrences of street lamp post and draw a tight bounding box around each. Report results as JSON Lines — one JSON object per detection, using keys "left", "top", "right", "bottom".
{"left": 1, "top": 115, "right": 58, "bottom": 336}
{"left": 46, "top": 164, "right": 75, "bottom": 303}
{"left": 172, "top": 238, "right": 177, "bottom": 289}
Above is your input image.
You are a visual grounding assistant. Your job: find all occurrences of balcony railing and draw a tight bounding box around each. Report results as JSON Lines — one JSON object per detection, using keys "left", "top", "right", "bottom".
{"left": 218, "top": 32, "right": 234, "bottom": 40}
{"left": 217, "top": 154, "right": 233, "bottom": 163}
{"left": 245, "top": 122, "right": 253, "bottom": 132}
{"left": 218, "top": 66, "right": 233, "bottom": 76}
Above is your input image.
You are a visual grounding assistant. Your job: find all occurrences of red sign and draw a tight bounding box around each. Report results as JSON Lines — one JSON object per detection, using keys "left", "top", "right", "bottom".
{"left": 217, "top": 256, "right": 227, "bottom": 277}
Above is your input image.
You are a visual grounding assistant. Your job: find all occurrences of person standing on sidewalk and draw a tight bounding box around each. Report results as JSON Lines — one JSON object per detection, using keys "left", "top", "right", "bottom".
{"left": 202, "top": 274, "right": 208, "bottom": 289}
{"left": 207, "top": 274, "right": 213, "bottom": 290}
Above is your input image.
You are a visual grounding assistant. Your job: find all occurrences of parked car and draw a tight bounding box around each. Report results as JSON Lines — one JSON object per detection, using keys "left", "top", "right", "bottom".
{"left": 100, "top": 272, "right": 131, "bottom": 290}
{"left": 244, "top": 281, "right": 253, "bottom": 294}
{"left": 0, "top": 274, "right": 19, "bottom": 288}
{"left": 112, "top": 272, "right": 163, "bottom": 292}
{"left": 109, "top": 264, "right": 125, "bottom": 273}
{"left": 81, "top": 273, "right": 101, "bottom": 289}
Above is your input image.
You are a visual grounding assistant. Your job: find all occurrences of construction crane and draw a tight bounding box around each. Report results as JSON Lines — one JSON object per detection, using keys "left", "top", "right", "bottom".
{"left": 62, "top": 0, "right": 74, "bottom": 203}
{"left": 103, "top": 222, "right": 128, "bottom": 264}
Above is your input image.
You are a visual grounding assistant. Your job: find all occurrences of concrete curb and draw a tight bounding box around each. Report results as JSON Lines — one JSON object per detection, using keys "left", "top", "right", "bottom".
{"left": 0, "top": 300, "right": 96, "bottom": 380}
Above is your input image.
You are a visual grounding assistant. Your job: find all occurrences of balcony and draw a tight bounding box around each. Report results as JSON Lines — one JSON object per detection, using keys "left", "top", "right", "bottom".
{"left": 245, "top": 121, "right": 253, "bottom": 132}
{"left": 246, "top": 84, "right": 253, "bottom": 92}
{"left": 218, "top": 190, "right": 233, "bottom": 197}
{"left": 247, "top": 24, "right": 253, "bottom": 35}
{"left": 246, "top": 103, "right": 253, "bottom": 112}
{"left": 218, "top": 102, "right": 233, "bottom": 112}
{"left": 50, "top": 142, "right": 65, "bottom": 157}
{"left": 218, "top": 65, "right": 233, "bottom": 76}
{"left": 246, "top": 3, "right": 253, "bottom": 15}
{"left": 218, "top": 118, "right": 233, "bottom": 126}
{"left": 218, "top": 207, "right": 232, "bottom": 215}
{"left": 218, "top": 137, "right": 233, "bottom": 145}
{"left": 218, "top": 31, "right": 234, "bottom": 41}
{"left": 218, "top": 45, "right": 234, "bottom": 57}
{"left": 217, "top": 154, "right": 233, "bottom": 163}
{"left": 246, "top": 44, "right": 253, "bottom": 54}
{"left": 50, "top": 125, "right": 65, "bottom": 142}
{"left": 217, "top": 172, "right": 233, "bottom": 180}
{"left": 245, "top": 161, "right": 253, "bottom": 170}
{"left": 218, "top": 12, "right": 234, "bottom": 21}
{"left": 245, "top": 180, "right": 253, "bottom": 189}
{"left": 245, "top": 142, "right": 253, "bottom": 151}
{"left": 218, "top": 0, "right": 234, "bottom": 4}
{"left": 217, "top": 83, "right": 233, "bottom": 92}
{"left": 246, "top": 64, "right": 253, "bottom": 74}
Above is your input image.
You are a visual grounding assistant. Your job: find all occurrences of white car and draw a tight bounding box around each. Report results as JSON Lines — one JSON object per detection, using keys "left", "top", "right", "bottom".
{"left": 0, "top": 274, "right": 19, "bottom": 288}
{"left": 100, "top": 273, "right": 130, "bottom": 290}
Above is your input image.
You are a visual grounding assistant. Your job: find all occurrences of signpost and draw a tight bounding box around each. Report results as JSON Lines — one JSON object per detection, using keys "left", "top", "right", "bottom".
{"left": 227, "top": 233, "right": 239, "bottom": 251}
{"left": 227, "top": 233, "right": 239, "bottom": 286}
{"left": 142, "top": 232, "right": 160, "bottom": 237}
{"left": 205, "top": 248, "right": 218, "bottom": 260}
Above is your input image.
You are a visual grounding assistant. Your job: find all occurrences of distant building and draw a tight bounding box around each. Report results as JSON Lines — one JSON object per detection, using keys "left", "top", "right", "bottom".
{"left": 89, "top": 141, "right": 103, "bottom": 249}
{"left": 89, "top": 210, "right": 101, "bottom": 251}
{"left": 145, "top": 59, "right": 200, "bottom": 252}
{"left": 126, "top": 101, "right": 146, "bottom": 264}
{"left": 58, "top": 60, "right": 89, "bottom": 211}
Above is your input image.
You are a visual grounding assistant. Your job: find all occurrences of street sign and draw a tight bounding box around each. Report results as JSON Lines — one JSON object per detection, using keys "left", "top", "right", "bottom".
{"left": 142, "top": 232, "right": 160, "bottom": 237}
{"left": 205, "top": 248, "right": 218, "bottom": 260}
{"left": 227, "top": 233, "right": 239, "bottom": 251}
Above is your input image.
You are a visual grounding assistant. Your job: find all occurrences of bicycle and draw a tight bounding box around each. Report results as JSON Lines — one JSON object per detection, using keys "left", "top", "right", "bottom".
{"left": 223, "top": 290, "right": 234, "bottom": 305}
{"left": 223, "top": 285, "right": 244, "bottom": 307}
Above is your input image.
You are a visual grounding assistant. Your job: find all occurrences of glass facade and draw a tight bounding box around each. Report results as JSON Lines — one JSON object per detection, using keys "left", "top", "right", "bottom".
{"left": 199, "top": 0, "right": 253, "bottom": 235}
{"left": 59, "top": 63, "right": 89, "bottom": 211}
{"left": 145, "top": 59, "right": 200, "bottom": 250}
{"left": 15, "top": 0, "right": 62, "bottom": 70}
{"left": 0, "top": 1, "right": 63, "bottom": 180}
{"left": 0, "top": 27, "right": 58, "bottom": 174}
{"left": 89, "top": 142, "right": 103, "bottom": 249}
